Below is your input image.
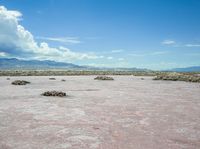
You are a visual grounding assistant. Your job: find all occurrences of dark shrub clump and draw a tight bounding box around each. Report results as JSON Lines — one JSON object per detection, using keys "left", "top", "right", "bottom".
{"left": 49, "top": 78, "right": 56, "bottom": 80}
{"left": 153, "top": 72, "right": 200, "bottom": 83}
{"left": 94, "top": 76, "right": 114, "bottom": 80}
{"left": 42, "top": 91, "right": 66, "bottom": 97}
{"left": 11, "top": 80, "right": 30, "bottom": 85}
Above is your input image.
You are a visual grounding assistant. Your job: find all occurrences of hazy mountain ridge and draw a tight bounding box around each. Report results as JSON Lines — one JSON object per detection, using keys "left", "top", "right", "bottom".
{"left": 0, "top": 58, "right": 148, "bottom": 71}
{"left": 0, "top": 58, "right": 83, "bottom": 69}
{"left": 1, "top": 58, "right": 199, "bottom": 72}
{"left": 169, "top": 66, "right": 200, "bottom": 72}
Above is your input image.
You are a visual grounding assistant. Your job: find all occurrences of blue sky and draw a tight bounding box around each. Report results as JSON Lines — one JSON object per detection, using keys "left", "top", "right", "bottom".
{"left": 0, "top": 0, "right": 200, "bottom": 70}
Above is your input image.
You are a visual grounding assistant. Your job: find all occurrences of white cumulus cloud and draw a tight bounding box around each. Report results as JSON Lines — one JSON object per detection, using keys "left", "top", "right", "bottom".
{"left": 36, "top": 36, "right": 81, "bottom": 44}
{"left": 161, "top": 40, "right": 176, "bottom": 45}
{"left": 0, "top": 52, "right": 7, "bottom": 57}
{"left": 111, "top": 49, "right": 124, "bottom": 53}
{"left": 0, "top": 6, "right": 100, "bottom": 62}
{"left": 185, "top": 44, "right": 200, "bottom": 47}
{"left": 107, "top": 56, "right": 113, "bottom": 60}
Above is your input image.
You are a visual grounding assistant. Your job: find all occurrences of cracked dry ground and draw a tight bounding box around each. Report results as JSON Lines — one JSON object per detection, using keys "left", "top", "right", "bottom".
{"left": 0, "top": 76, "right": 200, "bottom": 149}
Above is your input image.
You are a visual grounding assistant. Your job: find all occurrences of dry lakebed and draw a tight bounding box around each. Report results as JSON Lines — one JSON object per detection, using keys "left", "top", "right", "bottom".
{"left": 0, "top": 76, "right": 200, "bottom": 149}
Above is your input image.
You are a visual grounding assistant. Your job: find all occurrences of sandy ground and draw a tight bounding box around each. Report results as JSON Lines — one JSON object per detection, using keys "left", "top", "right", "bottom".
{"left": 0, "top": 76, "right": 200, "bottom": 149}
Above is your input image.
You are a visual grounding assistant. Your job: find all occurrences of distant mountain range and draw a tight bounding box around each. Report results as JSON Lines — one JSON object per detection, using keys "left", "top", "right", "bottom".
{"left": 0, "top": 58, "right": 199, "bottom": 72}
{"left": 0, "top": 58, "right": 83, "bottom": 70}
{"left": 0, "top": 58, "right": 148, "bottom": 71}
{"left": 169, "top": 66, "right": 200, "bottom": 72}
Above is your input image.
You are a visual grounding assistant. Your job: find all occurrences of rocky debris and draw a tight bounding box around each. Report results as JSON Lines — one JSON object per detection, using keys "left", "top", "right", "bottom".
{"left": 141, "top": 78, "right": 144, "bottom": 80}
{"left": 6, "top": 78, "right": 10, "bottom": 80}
{"left": 11, "top": 80, "right": 30, "bottom": 85}
{"left": 49, "top": 78, "right": 56, "bottom": 80}
{"left": 61, "top": 79, "right": 66, "bottom": 82}
{"left": 94, "top": 76, "right": 114, "bottom": 80}
{"left": 41, "top": 91, "right": 66, "bottom": 97}
{"left": 153, "top": 72, "right": 200, "bottom": 83}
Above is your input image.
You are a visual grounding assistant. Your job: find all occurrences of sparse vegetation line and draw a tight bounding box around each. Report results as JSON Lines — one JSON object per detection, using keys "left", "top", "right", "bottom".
{"left": 153, "top": 72, "right": 200, "bottom": 83}
{"left": 0, "top": 70, "right": 157, "bottom": 76}
{"left": 1, "top": 70, "right": 195, "bottom": 76}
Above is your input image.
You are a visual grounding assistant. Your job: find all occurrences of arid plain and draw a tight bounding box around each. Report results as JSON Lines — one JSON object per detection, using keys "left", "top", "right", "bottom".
{"left": 0, "top": 76, "right": 200, "bottom": 149}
